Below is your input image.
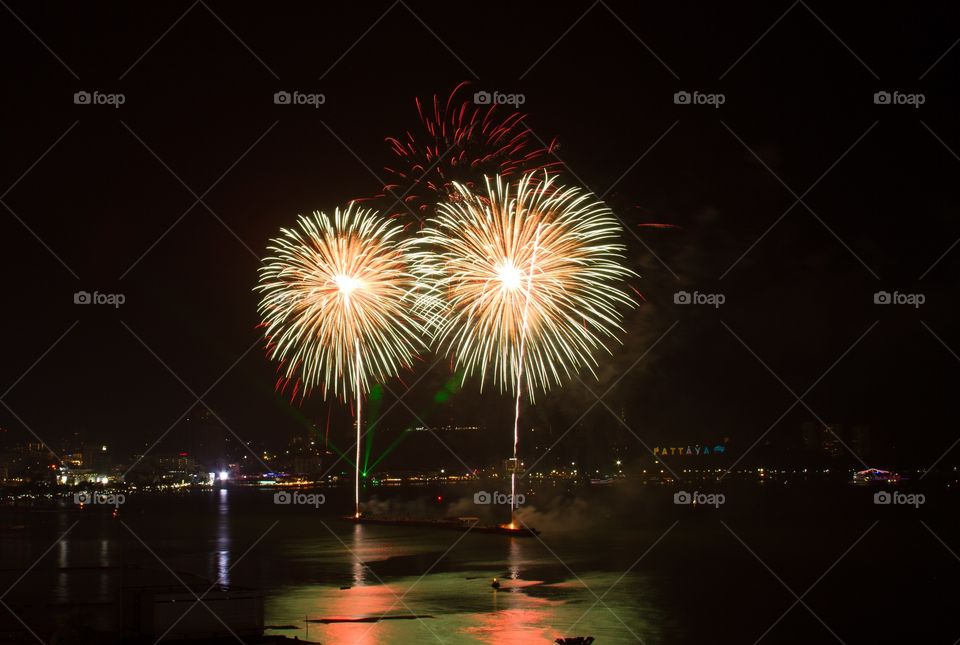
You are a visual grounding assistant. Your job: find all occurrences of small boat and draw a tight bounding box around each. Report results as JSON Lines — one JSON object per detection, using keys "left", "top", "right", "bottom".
{"left": 556, "top": 638, "right": 595, "bottom": 645}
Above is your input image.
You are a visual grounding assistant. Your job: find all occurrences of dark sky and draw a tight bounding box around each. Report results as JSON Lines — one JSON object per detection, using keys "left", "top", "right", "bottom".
{"left": 1, "top": 2, "right": 958, "bottom": 470}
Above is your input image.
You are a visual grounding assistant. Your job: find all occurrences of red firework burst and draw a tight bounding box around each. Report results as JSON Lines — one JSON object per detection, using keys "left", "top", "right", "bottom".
{"left": 380, "top": 81, "right": 561, "bottom": 224}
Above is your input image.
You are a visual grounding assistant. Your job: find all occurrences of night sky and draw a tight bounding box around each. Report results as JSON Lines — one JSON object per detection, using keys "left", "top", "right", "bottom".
{"left": 2, "top": 2, "right": 958, "bottom": 469}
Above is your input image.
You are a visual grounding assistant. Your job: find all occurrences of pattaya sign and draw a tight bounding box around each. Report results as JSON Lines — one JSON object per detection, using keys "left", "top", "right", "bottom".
{"left": 653, "top": 444, "right": 727, "bottom": 456}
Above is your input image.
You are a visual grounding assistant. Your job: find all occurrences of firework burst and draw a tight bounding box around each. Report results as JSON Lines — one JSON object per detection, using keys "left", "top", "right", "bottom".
{"left": 381, "top": 82, "right": 561, "bottom": 223}
{"left": 256, "top": 204, "right": 424, "bottom": 400}
{"left": 414, "top": 172, "right": 635, "bottom": 402}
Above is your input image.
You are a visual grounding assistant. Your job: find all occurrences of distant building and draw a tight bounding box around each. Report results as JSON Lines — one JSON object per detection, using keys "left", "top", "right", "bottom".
{"left": 800, "top": 422, "right": 844, "bottom": 458}
{"left": 821, "top": 425, "right": 844, "bottom": 458}
{"left": 82, "top": 444, "right": 111, "bottom": 472}
{"left": 292, "top": 454, "right": 323, "bottom": 476}
{"left": 800, "top": 422, "right": 819, "bottom": 451}
{"left": 2, "top": 441, "right": 58, "bottom": 481}
{"left": 61, "top": 451, "right": 83, "bottom": 469}
{"left": 158, "top": 453, "right": 196, "bottom": 481}
{"left": 850, "top": 425, "right": 872, "bottom": 459}
{"left": 188, "top": 408, "right": 228, "bottom": 472}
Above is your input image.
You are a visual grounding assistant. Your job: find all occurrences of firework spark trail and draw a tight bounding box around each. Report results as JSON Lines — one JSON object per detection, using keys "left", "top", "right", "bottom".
{"left": 256, "top": 204, "right": 425, "bottom": 514}
{"left": 354, "top": 340, "right": 361, "bottom": 517}
{"left": 510, "top": 223, "right": 542, "bottom": 524}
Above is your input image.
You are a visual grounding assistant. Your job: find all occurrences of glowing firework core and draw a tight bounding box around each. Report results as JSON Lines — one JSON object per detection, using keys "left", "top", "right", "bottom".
{"left": 334, "top": 273, "right": 363, "bottom": 296}
{"left": 496, "top": 262, "right": 524, "bottom": 291}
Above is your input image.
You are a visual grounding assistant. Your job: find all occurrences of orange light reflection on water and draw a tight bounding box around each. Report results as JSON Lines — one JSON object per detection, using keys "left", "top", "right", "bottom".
{"left": 320, "top": 584, "right": 408, "bottom": 644}
{"left": 464, "top": 595, "right": 561, "bottom": 644}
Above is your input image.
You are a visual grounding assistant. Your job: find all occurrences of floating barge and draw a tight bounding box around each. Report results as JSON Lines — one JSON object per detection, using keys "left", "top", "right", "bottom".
{"left": 345, "top": 515, "right": 540, "bottom": 537}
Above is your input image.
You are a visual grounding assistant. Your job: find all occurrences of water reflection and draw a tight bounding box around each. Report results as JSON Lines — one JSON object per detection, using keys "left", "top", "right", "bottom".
{"left": 56, "top": 537, "right": 69, "bottom": 603}
{"left": 321, "top": 584, "right": 404, "bottom": 644}
{"left": 465, "top": 605, "right": 561, "bottom": 644}
{"left": 15, "top": 494, "right": 655, "bottom": 644}
{"left": 352, "top": 522, "right": 366, "bottom": 587}
{"left": 26, "top": 509, "right": 655, "bottom": 645}
{"left": 477, "top": 538, "right": 558, "bottom": 644}
{"left": 98, "top": 537, "right": 110, "bottom": 597}
{"left": 215, "top": 488, "right": 230, "bottom": 586}
{"left": 507, "top": 537, "right": 522, "bottom": 580}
